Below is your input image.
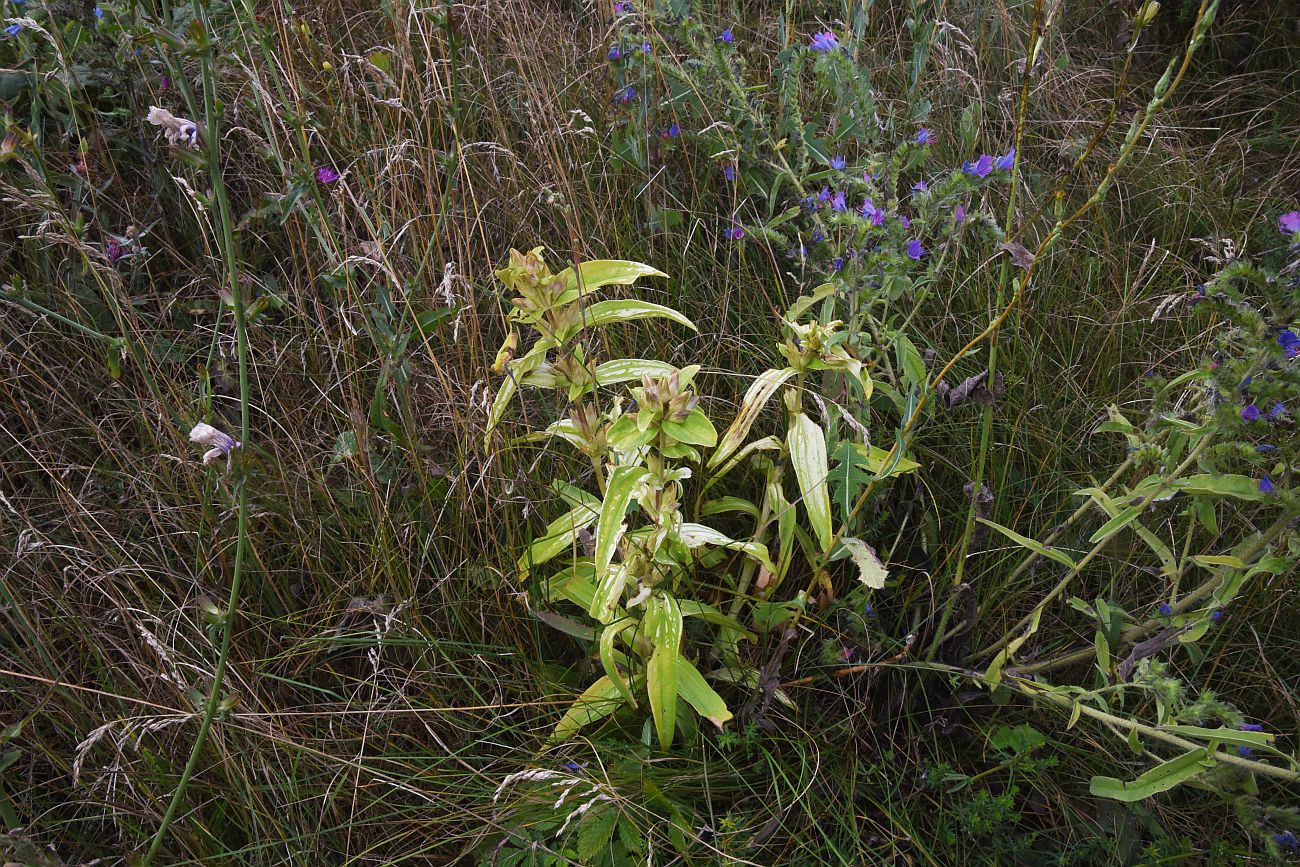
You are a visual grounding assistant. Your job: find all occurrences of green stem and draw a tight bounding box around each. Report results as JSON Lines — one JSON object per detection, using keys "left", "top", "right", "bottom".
{"left": 141, "top": 3, "right": 250, "bottom": 861}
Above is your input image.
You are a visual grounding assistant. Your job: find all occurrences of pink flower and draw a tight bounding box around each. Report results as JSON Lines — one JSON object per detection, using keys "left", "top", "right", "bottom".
{"left": 1280, "top": 211, "right": 1300, "bottom": 235}
{"left": 315, "top": 165, "right": 341, "bottom": 184}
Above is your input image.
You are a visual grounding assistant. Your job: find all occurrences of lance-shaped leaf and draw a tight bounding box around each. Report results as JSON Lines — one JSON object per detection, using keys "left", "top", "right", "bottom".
{"left": 589, "top": 466, "right": 648, "bottom": 622}
{"left": 679, "top": 523, "right": 776, "bottom": 573}
{"left": 675, "top": 656, "right": 732, "bottom": 730}
{"left": 838, "top": 537, "right": 888, "bottom": 589}
{"left": 594, "top": 358, "right": 678, "bottom": 387}
{"left": 599, "top": 619, "right": 638, "bottom": 708}
{"left": 706, "top": 435, "right": 783, "bottom": 487}
{"left": 484, "top": 341, "right": 553, "bottom": 441}
{"left": 700, "top": 496, "right": 760, "bottom": 519}
{"left": 645, "top": 593, "right": 683, "bottom": 747}
{"left": 547, "top": 675, "right": 631, "bottom": 744}
{"left": 709, "top": 368, "right": 798, "bottom": 470}
{"left": 788, "top": 413, "right": 833, "bottom": 553}
{"left": 553, "top": 260, "right": 669, "bottom": 307}
{"left": 560, "top": 300, "right": 696, "bottom": 342}
{"left": 517, "top": 500, "right": 600, "bottom": 577}
{"left": 978, "top": 518, "right": 1077, "bottom": 570}
{"left": 1089, "top": 748, "right": 1212, "bottom": 802}
{"left": 1173, "top": 474, "right": 1271, "bottom": 502}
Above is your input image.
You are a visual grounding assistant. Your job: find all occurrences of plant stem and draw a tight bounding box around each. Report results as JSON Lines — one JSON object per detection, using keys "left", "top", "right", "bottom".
{"left": 141, "top": 3, "right": 250, "bottom": 860}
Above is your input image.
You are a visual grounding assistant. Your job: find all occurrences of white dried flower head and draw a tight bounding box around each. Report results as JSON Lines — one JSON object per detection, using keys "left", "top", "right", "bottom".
{"left": 188, "top": 422, "right": 240, "bottom": 470}
{"left": 147, "top": 106, "right": 199, "bottom": 149}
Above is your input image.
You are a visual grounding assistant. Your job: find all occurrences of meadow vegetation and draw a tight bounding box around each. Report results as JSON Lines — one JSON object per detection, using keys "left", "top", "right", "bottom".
{"left": 1, "top": 0, "right": 1299, "bottom": 863}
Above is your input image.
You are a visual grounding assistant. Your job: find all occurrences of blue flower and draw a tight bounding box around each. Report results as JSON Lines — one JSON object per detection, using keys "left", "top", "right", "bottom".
{"left": 616, "top": 85, "right": 636, "bottom": 103}
{"left": 1278, "top": 329, "right": 1299, "bottom": 358}
{"left": 725, "top": 225, "right": 745, "bottom": 240}
{"left": 906, "top": 239, "right": 924, "bottom": 260}
{"left": 1241, "top": 403, "right": 1261, "bottom": 422}
{"left": 898, "top": 215, "right": 911, "bottom": 229}
{"left": 1237, "top": 745, "right": 1253, "bottom": 757}
{"left": 965, "top": 154, "right": 995, "bottom": 178}
{"left": 1240, "top": 723, "right": 1264, "bottom": 732}
{"left": 1274, "top": 831, "right": 1299, "bottom": 853}
{"left": 1269, "top": 401, "right": 1286, "bottom": 418}
{"left": 995, "top": 147, "right": 1016, "bottom": 170}
{"left": 562, "top": 760, "right": 583, "bottom": 772}
{"left": 916, "top": 128, "right": 930, "bottom": 145}
{"left": 859, "top": 198, "right": 876, "bottom": 219}
{"left": 723, "top": 164, "right": 736, "bottom": 181}
{"left": 641, "top": 40, "right": 651, "bottom": 54}
{"left": 832, "top": 257, "right": 845, "bottom": 272}
{"left": 1210, "top": 610, "right": 1224, "bottom": 621}
{"left": 1158, "top": 602, "right": 1173, "bottom": 616}
{"left": 954, "top": 204, "right": 966, "bottom": 223}
{"left": 94, "top": 5, "right": 103, "bottom": 18}
{"left": 830, "top": 154, "right": 845, "bottom": 170}
{"left": 1257, "top": 444, "right": 1277, "bottom": 453}
{"left": 810, "top": 31, "right": 838, "bottom": 52}
{"left": 3, "top": 23, "right": 21, "bottom": 37}
{"left": 1259, "top": 475, "right": 1276, "bottom": 495}
{"left": 608, "top": 46, "right": 621, "bottom": 61}
{"left": 831, "top": 191, "right": 847, "bottom": 213}
{"left": 810, "top": 229, "right": 824, "bottom": 244}
{"left": 818, "top": 186, "right": 831, "bottom": 203}
{"left": 719, "top": 28, "right": 734, "bottom": 44}
{"left": 665, "top": 122, "right": 680, "bottom": 138}
{"left": 913, "top": 180, "right": 928, "bottom": 192}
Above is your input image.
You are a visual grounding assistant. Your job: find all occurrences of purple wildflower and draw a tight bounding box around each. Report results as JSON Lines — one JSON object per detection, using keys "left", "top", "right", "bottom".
{"left": 898, "top": 215, "right": 911, "bottom": 229}
{"left": 1258, "top": 444, "right": 1278, "bottom": 453}
{"left": 906, "top": 239, "right": 924, "bottom": 260}
{"left": 617, "top": 85, "right": 636, "bottom": 103}
{"left": 3, "top": 23, "right": 22, "bottom": 37}
{"left": 725, "top": 225, "right": 745, "bottom": 240}
{"left": 561, "top": 760, "right": 583, "bottom": 772}
{"left": 665, "top": 123, "right": 680, "bottom": 138}
{"left": 954, "top": 204, "right": 966, "bottom": 223}
{"left": 608, "top": 45, "right": 621, "bottom": 61}
{"left": 189, "top": 422, "right": 241, "bottom": 471}
{"left": 1241, "top": 723, "right": 1264, "bottom": 732}
{"left": 105, "top": 238, "right": 126, "bottom": 262}
{"left": 832, "top": 257, "right": 845, "bottom": 271}
{"left": 966, "top": 154, "right": 995, "bottom": 178}
{"left": 810, "top": 229, "right": 824, "bottom": 244}
{"left": 641, "top": 41, "right": 651, "bottom": 54}
{"left": 160, "top": 75, "right": 171, "bottom": 91}
{"left": 913, "top": 180, "right": 928, "bottom": 192}
{"left": 614, "top": 1, "right": 627, "bottom": 13}
{"left": 1241, "top": 403, "right": 1261, "bottom": 422}
{"left": 860, "top": 198, "right": 876, "bottom": 219}
{"left": 995, "top": 147, "right": 1016, "bottom": 171}
{"left": 871, "top": 211, "right": 885, "bottom": 227}
{"left": 831, "top": 191, "right": 847, "bottom": 213}
{"left": 818, "top": 186, "right": 832, "bottom": 203}
{"left": 1237, "top": 746, "right": 1254, "bottom": 757}
{"left": 1158, "top": 602, "right": 1173, "bottom": 616}
{"left": 830, "top": 154, "right": 846, "bottom": 170}
{"left": 810, "top": 31, "right": 838, "bottom": 52}
{"left": 1280, "top": 211, "right": 1300, "bottom": 235}
{"left": 315, "top": 165, "right": 341, "bottom": 185}
{"left": 1210, "top": 610, "right": 1224, "bottom": 621}
{"left": 723, "top": 163, "right": 736, "bottom": 181}
{"left": 916, "top": 128, "right": 930, "bottom": 145}
{"left": 719, "top": 28, "right": 734, "bottom": 45}
{"left": 1269, "top": 401, "right": 1286, "bottom": 418}
{"left": 1259, "top": 475, "right": 1276, "bottom": 495}
{"left": 1278, "top": 329, "right": 1299, "bottom": 358}
{"left": 1274, "top": 832, "right": 1299, "bottom": 853}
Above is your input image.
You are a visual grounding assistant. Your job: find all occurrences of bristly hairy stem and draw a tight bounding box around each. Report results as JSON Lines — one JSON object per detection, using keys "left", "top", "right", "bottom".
{"left": 142, "top": 2, "right": 251, "bottom": 861}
